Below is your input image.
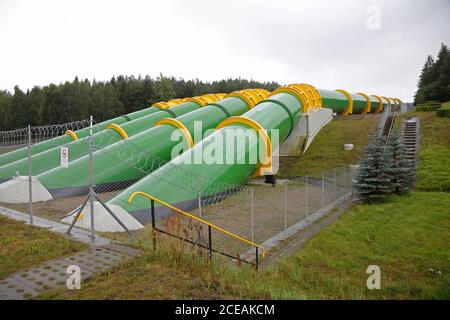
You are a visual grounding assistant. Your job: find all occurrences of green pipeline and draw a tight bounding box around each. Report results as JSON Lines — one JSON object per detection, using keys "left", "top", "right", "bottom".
{"left": 36, "top": 95, "right": 255, "bottom": 198}
{"left": 0, "top": 102, "right": 200, "bottom": 181}
{"left": 0, "top": 107, "right": 163, "bottom": 167}
{"left": 107, "top": 92, "right": 303, "bottom": 214}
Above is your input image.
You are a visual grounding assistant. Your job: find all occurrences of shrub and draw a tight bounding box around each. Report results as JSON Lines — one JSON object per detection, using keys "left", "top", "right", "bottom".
{"left": 416, "top": 101, "right": 442, "bottom": 112}
{"left": 354, "top": 131, "right": 392, "bottom": 203}
{"left": 436, "top": 101, "right": 450, "bottom": 117}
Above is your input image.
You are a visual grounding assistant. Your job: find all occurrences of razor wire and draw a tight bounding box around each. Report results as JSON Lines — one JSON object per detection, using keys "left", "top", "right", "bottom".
{"left": 8, "top": 120, "right": 357, "bottom": 265}
{"left": 81, "top": 128, "right": 355, "bottom": 259}
{"left": 0, "top": 119, "right": 91, "bottom": 148}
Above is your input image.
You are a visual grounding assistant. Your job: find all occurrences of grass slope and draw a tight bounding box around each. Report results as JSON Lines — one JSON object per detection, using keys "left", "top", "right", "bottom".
{"left": 223, "top": 192, "right": 449, "bottom": 299}
{"left": 0, "top": 216, "right": 87, "bottom": 279}
{"left": 278, "top": 114, "right": 380, "bottom": 177}
{"left": 44, "top": 192, "right": 449, "bottom": 300}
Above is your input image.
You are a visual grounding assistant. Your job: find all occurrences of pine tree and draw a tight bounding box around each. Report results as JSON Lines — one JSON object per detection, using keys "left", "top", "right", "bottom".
{"left": 386, "top": 130, "right": 414, "bottom": 194}
{"left": 354, "top": 131, "right": 392, "bottom": 203}
{"left": 415, "top": 43, "right": 450, "bottom": 104}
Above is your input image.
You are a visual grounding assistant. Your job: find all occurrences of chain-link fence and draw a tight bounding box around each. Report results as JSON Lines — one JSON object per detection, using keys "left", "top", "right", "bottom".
{"left": 61, "top": 122, "right": 355, "bottom": 268}
{"left": 0, "top": 119, "right": 91, "bottom": 225}
{"left": 0, "top": 116, "right": 356, "bottom": 269}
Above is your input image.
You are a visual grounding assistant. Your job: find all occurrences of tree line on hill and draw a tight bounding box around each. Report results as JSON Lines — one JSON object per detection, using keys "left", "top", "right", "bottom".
{"left": 414, "top": 43, "right": 450, "bottom": 105}
{"left": 0, "top": 74, "right": 280, "bottom": 130}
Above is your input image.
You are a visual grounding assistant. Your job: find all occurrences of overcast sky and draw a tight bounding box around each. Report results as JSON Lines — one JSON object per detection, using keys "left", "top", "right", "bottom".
{"left": 0, "top": 0, "right": 449, "bottom": 101}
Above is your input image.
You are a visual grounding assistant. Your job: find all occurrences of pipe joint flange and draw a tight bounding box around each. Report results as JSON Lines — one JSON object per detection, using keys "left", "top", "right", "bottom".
{"left": 335, "top": 89, "right": 353, "bottom": 115}
{"left": 106, "top": 123, "right": 129, "bottom": 139}
{"left": 216, "top": 116, "right": 272, "bottom": 176}
{"left": 155, "top": 118, "right": 193, "bottom": 149}
{"left": 357, "top": 92, "right": 371, "bottom": 114}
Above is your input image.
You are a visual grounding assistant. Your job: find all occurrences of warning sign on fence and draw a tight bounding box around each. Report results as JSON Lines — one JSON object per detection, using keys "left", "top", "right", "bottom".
{"left": 60, "top": 146, "right": 69, "bottom": 168}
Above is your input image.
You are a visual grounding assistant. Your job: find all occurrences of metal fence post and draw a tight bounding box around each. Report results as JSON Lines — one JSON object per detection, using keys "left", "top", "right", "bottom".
{"left": 333, "top": 167, "right": 336, "bottom": 200}
{"left": 305, "top": 176, "right": 308, "bottom": 217}
{"left": 151, "top": 199, "right": 156, "bottom": 250}
{"left": 255, "top": 246, "right": 259, "bottom": 271}
{"left": 88, "top": 115, "right": 95, "bottom": 242}
{"left": 250, "top": 189, "right": 254, "bottom": 243}
{"left": 322, "top": 172, "right": 325, "bottom": 207}
{"left": 208, "top": 225, "right": 212, "bottom": 260}
{"left": 284, "top": 180, "right": 288, "bottom": 230}
{"left": 343, "top": 165, "right": 347, "bottom": 190}
{"left": 27, "top": 125, "right": 33, "bottom": 225}
{"left": 198, "top": 192, "right": 202, "bottom": 218}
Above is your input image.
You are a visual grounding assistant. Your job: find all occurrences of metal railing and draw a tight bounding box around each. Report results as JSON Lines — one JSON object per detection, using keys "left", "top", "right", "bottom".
{"left": 128, "top": 191, "right": 266, "bottom": 270}
{"left": 385, "top": 111, "right": 399, "bottom": 144}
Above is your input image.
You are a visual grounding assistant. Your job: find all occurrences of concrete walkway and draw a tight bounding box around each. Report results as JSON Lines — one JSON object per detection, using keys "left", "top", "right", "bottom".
{"left": 0, "top": 206, "right": 110, "bottom": 245}
{"left": 0, "top": 206, "right": 141, "bottom": 300}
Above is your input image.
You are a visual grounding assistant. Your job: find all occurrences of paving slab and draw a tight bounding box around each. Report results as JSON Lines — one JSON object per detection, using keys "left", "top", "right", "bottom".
{"left": 0, "top": 245, "right": 137, "bottom": 300}
{"left": 0, "top": 205, "right": 142, "bottom": 300}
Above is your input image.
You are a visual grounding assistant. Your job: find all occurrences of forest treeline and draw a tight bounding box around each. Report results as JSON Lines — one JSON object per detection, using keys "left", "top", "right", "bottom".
{"left": 414, "top": 43, "right": 450, "bottom": 105}
{"left": 0, "top": 75, "right": 280, "bottom": 130}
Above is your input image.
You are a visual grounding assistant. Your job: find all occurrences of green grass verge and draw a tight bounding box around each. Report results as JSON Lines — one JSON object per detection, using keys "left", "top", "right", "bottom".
{"left": 43, "top": 192, "right": 449, "bottom": 300}
{"left": 220, "top": 192, "right": 449, "bottom": 299}
{"left": 0, "top": 216, "right": 88, "bottom": 279}
{"left": 278, "top": 114, "right": 380, "bottom": 177}
{"left": 415, "top": 101, "right": 442, "bottom": 112}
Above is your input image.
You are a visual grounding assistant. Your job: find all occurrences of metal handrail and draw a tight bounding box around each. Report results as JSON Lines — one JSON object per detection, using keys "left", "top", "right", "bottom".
{"left": 385, "top": 111, "right": 399, "bottom": 144}
{"left": 128, "top": 191, "right": 266, "bottom": 257}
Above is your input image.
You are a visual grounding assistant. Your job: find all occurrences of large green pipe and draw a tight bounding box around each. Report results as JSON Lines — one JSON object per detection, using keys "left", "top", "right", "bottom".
{"left": 318, "top": 89, "right": 348, "bottom": 114}
{"left": 381, "top": 97, "right": 391, "bottom": 112}
{"left": 0, "top": 105, "right": 167, "bottom": 167}
{"left": 106, "top": 84, "right": 387, "bottom": 222}
{"left": 105, "top": 91, "right": 304, "bottom": 220}
{"left": 24, "top": 90, "right": 268, "bottom": 200}
{"left": 369, "top": 95, "right": 382, "bottom": 113}
{"left": 0, "top": 101, "right": 203, "bottom": 182}
{"left": 351, "top": 94, "right": 368, "bottom": 114}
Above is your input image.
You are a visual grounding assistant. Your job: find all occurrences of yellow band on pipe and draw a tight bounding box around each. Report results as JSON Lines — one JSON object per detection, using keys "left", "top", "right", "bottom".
{"left": 155, "top": 118, "right": 193, "bottom": 149}
{"left": 371, "top": 95, "right": 383, "bottom": 113}
{"left": 152, "top": 101, "right": 173, "bottom": 109}
{"left": 65, "top": 130, "right": 79, "bottom": 141}
{"left": 226, "top": 89, "right": 270, "bottom": 109}
{"left": 186, "top": 95, "right": 214, "bottom": 107}
{"left": 293, "top": 84, "right": 315, "bottom": 109}
{"left": 389, "top": 97, "right": 399, "bottom": 106}
{"left": 270, "top": 87, "right": 311, "bottom": 113}
{"left": 299, "top": 83, "right": 322, "bottom": 108}
{"left": 357, "top": 92, "right": 371, "bottom": 114}
{"left": 127, "top": 191, "right": 266, "bottom": 257}
{"left": 167, "top": 99, "right": 184, "bottom": 105}
{"left": 381, "top": 96, "right": 391, "bottom": 105}
{"left": 106, "top": 123, "right": 128, "bottom": 139}
{"left": 335, "top": 89, "right": 353, "bottom": 115}
{"left": 216, "top": 116, "right": 272, "bottom": 176}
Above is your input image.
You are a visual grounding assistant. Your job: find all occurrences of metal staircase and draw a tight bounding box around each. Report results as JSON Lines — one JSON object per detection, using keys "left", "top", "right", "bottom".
{"left": 401, "top": 118, "right": 420, "bottom": 168}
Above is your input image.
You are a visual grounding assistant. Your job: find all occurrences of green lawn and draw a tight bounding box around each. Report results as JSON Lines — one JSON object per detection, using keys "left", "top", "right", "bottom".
{"left": 43, "top": 192, "right": 449, "bottom": 300}
{"left": 221, "top": 192, "right": 450, "bottom": 299}
{"left": 0, "top": 216, "right": 87, "bottom": 279}
{"left": 278, "top": 114, "right": 380, "bottom": 177}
